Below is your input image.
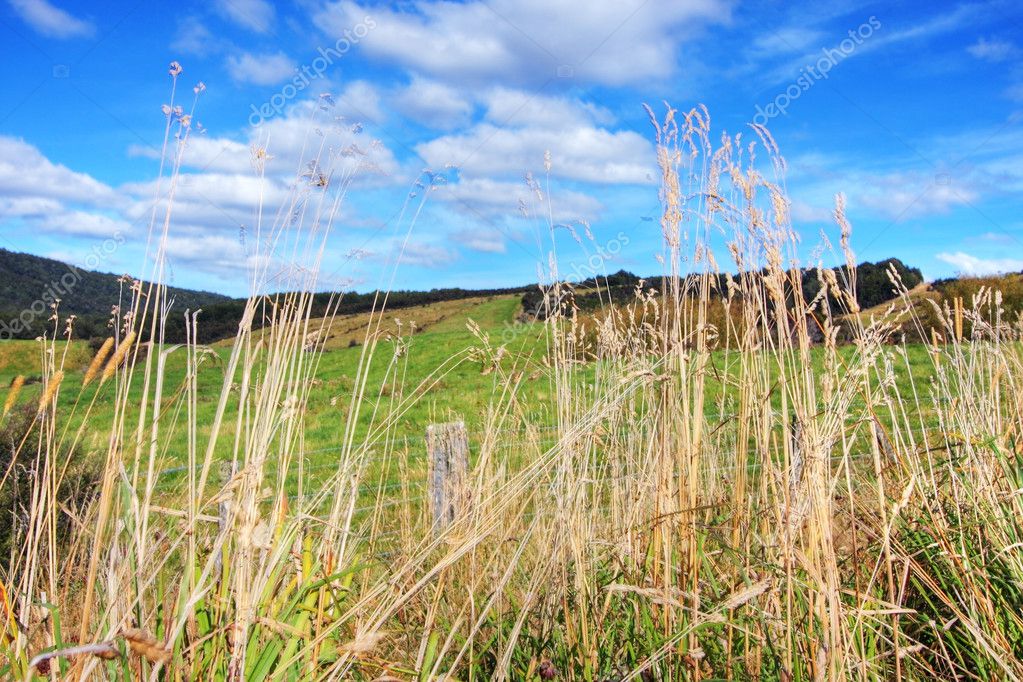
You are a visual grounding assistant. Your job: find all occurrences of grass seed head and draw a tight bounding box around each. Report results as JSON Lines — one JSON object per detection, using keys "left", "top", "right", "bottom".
{"left": 83, "top": 337, "right": 115, "bottom": 386}
{"left": 101, "top": 331, "right": 137, "bottom": 383}
{"left": 37, "top": 371, "right": 64, "bottom": 413}
{"left": 3, "top": 375, "right": 24, "bottom": 417}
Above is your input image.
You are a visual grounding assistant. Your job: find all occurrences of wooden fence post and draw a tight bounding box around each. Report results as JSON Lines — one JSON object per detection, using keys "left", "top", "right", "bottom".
{"left": 426, "top": 421, "right": 469, "bottom": 533}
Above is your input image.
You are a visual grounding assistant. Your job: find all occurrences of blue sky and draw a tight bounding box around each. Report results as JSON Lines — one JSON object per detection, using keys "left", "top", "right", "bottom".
{"left": 0, "top": 0, "right": 1021, "bottom": 296}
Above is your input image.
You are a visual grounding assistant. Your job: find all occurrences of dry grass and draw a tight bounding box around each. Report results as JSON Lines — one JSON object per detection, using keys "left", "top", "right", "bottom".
{"left": 224, "top": 294, "right": 521, "bottom": 352}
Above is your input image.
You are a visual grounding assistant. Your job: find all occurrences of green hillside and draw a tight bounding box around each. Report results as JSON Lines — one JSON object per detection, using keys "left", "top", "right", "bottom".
{"left": 0, "top": 248, "right": 230, "bottom": 339}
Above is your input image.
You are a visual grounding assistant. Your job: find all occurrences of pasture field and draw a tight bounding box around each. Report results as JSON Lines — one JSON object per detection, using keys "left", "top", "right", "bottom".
{"left": 0, "top": 294, "right": 947, "bottom": 492}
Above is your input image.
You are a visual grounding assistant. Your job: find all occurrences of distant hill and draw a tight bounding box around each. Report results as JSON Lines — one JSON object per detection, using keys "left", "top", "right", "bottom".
{"left": 520, "top": 258, "right": 925, "bottom": 320}
{"left": 0, "top": 248, "right": 538, "bottom": 343}
{"left": 0, "top": 249, "right": 230, "bottom": 340}
{"left": 0, "top": 248, "right": 969, "bottom": 347}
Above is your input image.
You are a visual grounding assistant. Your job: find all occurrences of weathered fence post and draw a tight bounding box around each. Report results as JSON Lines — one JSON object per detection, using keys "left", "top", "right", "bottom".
{"left": 426, "top": 421, "right": 469, "bottom": 533}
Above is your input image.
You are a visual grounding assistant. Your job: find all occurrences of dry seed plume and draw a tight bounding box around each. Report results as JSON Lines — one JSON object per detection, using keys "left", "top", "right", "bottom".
{"left": 101, "top": 331, "right": 137, "bottom": 383}
{"left": 340, "top": 631, "right": 386, "bottom": 655}
{"left": 3, "top": 375, "right": 24, "bottom": 418}
{"left": 37, "top": 371, "right": 64, "bottom": 413}
{"left": 83, "top": 337, "right": 114, "bottom": 386}
{"left": 121, "top": 627, "right": 171, "bottom": 663}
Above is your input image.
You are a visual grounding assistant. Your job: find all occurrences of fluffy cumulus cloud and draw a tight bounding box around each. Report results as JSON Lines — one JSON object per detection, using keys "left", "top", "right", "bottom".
{"left": 409, "top": 87, "right": 653, "bottom": 188}
{"left": 0, "top": 136, "right": 117, "bottom": 206}
{"left": 0, "top": 135, "right": 131, "bottom": 242}
{"left": 117, "top": 108, "right": 401, "bottom": 273}
{"left": 131, "top": 100, "right": 399, "bottom": 181}
{"left": 418, "top": 124, "right": 654, "bottom": 185}
{"left": 334, "top": 81, "right": 385, "bottom": 123}
{"left": 392, "top": 77, "right": 474, "bottom": 130}
{"left": 935, "top": 251, "right": 1023, "bottom": 276}
{"left": 313, "top": 0, "right": 730, "bottom": 88}
{"left": 226, "top": 51, "right": 297, "bottom": 86}
{"left": 34, "top": 210, "right": 132, "bottom": 239}
{"left": 8, "top": 0, "right": 94, "bottom": 38}
{"left": 481, "top": 88, "right": 615, "bottom": 129}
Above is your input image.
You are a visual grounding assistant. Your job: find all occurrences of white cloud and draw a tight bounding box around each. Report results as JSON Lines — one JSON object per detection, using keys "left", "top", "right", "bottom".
{"left": 417, "top": 123, "right": 655, "bottom": 185}
{"left": 0, "top": 105, "right": 407, "bottom": 293}
{"left": 935, "top": 251, "right": 1023, "bottom": 276}
{"left": 120, "top": 172, "right": 291, "bottom": 233}
{"left": 172, "top": 17, "right": 217, "bottom": 56}
{"left": 787, "top": 151, "right": 989, "bottom": 223}
{"left": 246, "top": 102, "right": 401, "bottom": 179}
{"left": 749, "top": 27, "right": 826, "bottom": 58}
{"left": 752, "top": 7, "right": 981, "bottom": 88}
{"left": 214, "top": 0, "right": 275, "bottom": 33}
{"left": 129, "top": 137, "right": 252, "bottom": 174}
{"left": 0, "top": 196, "right": 62, "bottom": 218}
{"left": 0, "top": 136, "right": 117, "bottom": 207}
{"left": 481, "top": 88, "right": 615, "bottom": 129}
{"left": 440, "top": 177, "right": 602, "bottom": 222}
{"left": 35, "top": 210, "right": 131, "bottom": 238}
{"left": 451, "top": 226, "right": 507, "bottom": 253}
{"left": 0, "top": 137, "right": 132, "bottom": 242}
{"left": 857, "top": 7, "right": 981, "bottom": 54}
{"left": 226, "top": 51, "right": 296, "bottom": 86}
{"left": 162, "top": 233, "right": 246, "bottom": 267}
{"left": 967, "top": 37, "right": 1017, "bottom": 62}
{"left": 856, "top": 172, "right": 979, "bottom": 220}
{"left": 8, "top": 0, "right": 94, "bottom": 38}
{"left": 392, "top": 77, "right": 473, "bottom": 130}
{"left": 335, "top": 80, "right": 384, "bottom": 123}
{"left": 391, "top": 240, "right": 458, "bottom": 268}
{"left": 789, "top": 199, "right": 831, "bottom": 223}
{"left": 314, "top": 0, "right": 731, "bottom": 87}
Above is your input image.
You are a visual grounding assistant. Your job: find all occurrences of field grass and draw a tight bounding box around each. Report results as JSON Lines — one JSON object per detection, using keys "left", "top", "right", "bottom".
{"left": 3, "top": 97, "right": 1023, "bottom": 682}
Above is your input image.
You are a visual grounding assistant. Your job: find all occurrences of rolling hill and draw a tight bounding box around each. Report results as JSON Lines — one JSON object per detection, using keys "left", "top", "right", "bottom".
{"left": 0, "top": 248, "right": 230, "bottom": 340}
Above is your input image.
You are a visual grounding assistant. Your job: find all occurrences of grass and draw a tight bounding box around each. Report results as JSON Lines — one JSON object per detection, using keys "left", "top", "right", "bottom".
{"left": 1, "top": 82, "right": 1022, "bottom": 682}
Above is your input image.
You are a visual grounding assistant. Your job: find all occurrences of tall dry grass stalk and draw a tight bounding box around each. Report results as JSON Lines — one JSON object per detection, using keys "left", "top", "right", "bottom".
{"left": 1, "top": 73, "right": 1021, "bottom": 682}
